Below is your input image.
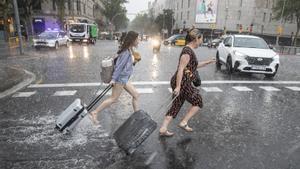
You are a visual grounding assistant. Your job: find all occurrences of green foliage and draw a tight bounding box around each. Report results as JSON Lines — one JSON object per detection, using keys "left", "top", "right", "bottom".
{"left": 273, "top": 0, "right": 300, "bottom": 46}
{"left": 154, "top": 9, "right": 175, "bottom": 35}
{"left": 99, "top": 0, "right": 129, "bottom": 31}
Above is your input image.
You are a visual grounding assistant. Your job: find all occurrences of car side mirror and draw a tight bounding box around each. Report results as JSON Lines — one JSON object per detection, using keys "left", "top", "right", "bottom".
{"left": 269, "top": 44, "right": 274, "bottom": 49}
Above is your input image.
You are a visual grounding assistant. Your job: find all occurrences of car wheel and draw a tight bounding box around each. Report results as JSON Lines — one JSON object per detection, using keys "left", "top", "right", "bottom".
{"left": 265, "top": 65, "right": 279, "bottom": 78}
{"left": 55, "top": 42, "right": 59, "bottom": 50}
{"left": 216, "top": 52, "right": 221, "bottom": 69}
{"left": 226, "top": 56, "right": 233, "bottom": 74}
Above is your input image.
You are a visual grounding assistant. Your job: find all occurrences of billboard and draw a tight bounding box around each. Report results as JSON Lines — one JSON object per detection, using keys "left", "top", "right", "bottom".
{"left": 195, "top": 0, "right": 218, "bottom": 23}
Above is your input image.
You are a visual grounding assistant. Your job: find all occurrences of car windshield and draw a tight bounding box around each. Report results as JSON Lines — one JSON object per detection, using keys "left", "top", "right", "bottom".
{"left": 38, "top": 32, "right": 58, "bottom": 39}
{"left": 233, "top": 37, "right": 269, "bottom": 49}
{"left": 167, "top": 35, "right": 178, "bottom": 40}
{"left": 70, "top": 24, "right": 85, "bottom": 33}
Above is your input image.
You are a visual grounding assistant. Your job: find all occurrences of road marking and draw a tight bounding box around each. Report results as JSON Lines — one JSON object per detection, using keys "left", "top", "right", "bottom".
{"left": 136, "top": 88, "right": 154, "bottom": 94}
{"left": 232, "top": 86, "right": 253, "bottom": 92}
{"left": 201, "top": 87, "right": 223, "bottom": 92}
{"left": 96, "top": 90, "right": 112, "bottom": 96}
{"left": 53, "top": 90, "right": 77, "bottom": 96}
{"left": 12, "top": 91, "right": 36, "bottom": 98}
{"left": 96, "top": 88, "right": 153, "bottom": 95}
{"left": 285, "top": 86, "right": 300, "bottom": 91}
{"left": 27, "top": 81, "right": 300, "bottom": 88}
{"left": 259, "top": 86, "right": 281, "bottom": 91}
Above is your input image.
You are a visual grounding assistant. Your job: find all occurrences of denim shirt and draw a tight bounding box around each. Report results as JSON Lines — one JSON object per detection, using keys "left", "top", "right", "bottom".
{"left": 112, "top": 49, "right": 133, "bottom": 82}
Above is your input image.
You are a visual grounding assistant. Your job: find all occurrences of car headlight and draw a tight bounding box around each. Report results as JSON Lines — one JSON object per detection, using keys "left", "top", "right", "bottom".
{"left": 234, "top": 51, "right": 246, "bottom": 57}
{"left": 273, "top": 54, "right": 279, "bottom": 62}
{"left": 152, "top": 40, "right": 160, "bottom": 46}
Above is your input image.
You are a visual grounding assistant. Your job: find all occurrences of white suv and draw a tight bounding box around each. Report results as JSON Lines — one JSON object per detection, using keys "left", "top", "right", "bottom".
{"left": 216, "top": 35, "right": 280, "bottom": 78}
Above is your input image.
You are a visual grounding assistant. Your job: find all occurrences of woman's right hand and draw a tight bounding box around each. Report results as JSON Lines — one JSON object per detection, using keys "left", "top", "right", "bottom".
{"left": 173, "top": 86, "right": 181, "bottom": 96}
{"left": 109, "top": 80, "right": 115, "bottom": 86}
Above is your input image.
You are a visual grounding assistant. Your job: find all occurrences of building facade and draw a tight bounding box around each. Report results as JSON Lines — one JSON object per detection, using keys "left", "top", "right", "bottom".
{"left": 149, "top": 0, "right": 297, "bottom": 43}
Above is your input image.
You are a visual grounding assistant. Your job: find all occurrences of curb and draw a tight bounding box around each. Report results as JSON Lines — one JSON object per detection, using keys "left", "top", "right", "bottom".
{"left": 0, "top": 68, "right": 36, "bottom": 99}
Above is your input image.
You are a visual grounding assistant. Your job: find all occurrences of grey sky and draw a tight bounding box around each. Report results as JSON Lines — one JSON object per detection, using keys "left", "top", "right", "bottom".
{"left": 124, "top": 0, "right": 153, "bottom": 21}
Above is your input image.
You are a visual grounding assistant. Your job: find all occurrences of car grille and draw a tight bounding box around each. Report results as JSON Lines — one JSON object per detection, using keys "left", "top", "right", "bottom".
{"left": 245, "top": 56, "right": 273, "bottom": 66}
{"left": 36, "top": 41, "right": 47, "bottom": 44}
{"left": 70, "top": 34, "right": 85, "bottom": 37}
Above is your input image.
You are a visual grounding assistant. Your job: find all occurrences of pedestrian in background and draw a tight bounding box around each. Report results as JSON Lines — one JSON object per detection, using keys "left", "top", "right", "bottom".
{"left": 159, "top": 28, "right": 215, "bottom": 137}
{"left": 90, "top": 31, "right": 140, "bottom": 124}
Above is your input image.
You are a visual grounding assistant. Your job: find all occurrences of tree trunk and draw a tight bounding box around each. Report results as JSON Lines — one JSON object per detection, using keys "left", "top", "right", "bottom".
{"left": 3, "top": 14, "right": 9, "bottom": 42}
{"left": 23, "top": 19, "right": 30, "bottom": 41}
{"left": 294, "top": 16, "right": 300, "bottom": 46}
{"left": 28, "top": 15, "right": 34, "bottom": 36}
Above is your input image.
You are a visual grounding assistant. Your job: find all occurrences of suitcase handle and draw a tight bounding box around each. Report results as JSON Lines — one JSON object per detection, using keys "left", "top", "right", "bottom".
{"left": 86, "top": 84, "right": 112, "bottom": 111}
{"left": 153, "top": 94, "right": 178, "bottom": 115}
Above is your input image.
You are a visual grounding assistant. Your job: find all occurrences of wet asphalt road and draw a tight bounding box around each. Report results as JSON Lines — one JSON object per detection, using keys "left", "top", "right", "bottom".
{"left": 0, "top": 40, "right": 300, "bottom": 169}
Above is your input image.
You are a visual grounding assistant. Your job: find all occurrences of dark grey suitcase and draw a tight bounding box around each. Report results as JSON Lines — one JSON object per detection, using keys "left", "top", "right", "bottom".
{"left": 113, "top": 110, "right": 157, "bottom": 155}
{"left": 113, "top": 95, "right": 177, "bottom": 155}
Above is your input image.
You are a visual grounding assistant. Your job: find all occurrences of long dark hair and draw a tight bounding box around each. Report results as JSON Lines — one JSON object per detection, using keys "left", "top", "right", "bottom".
{"left": 117, "top": 31, "right": 139, "bottom": 54}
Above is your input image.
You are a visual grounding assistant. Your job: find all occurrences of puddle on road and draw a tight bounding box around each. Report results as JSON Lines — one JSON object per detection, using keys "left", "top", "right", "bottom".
{"left": 0, "top": 111, "right": 114, "bottom": 149}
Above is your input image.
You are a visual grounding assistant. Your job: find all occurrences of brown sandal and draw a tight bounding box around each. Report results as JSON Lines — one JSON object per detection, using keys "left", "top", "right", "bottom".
{"left": 178, "top": 123, "right": 193, "bottom": 132}
{"left": 159, "top": 130, "right": 174, "bottom": 137}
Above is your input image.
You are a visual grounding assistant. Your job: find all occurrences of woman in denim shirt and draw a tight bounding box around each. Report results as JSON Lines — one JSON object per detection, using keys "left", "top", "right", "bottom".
{"left": 90, "top": 31, "right": 139, "bottom": 124}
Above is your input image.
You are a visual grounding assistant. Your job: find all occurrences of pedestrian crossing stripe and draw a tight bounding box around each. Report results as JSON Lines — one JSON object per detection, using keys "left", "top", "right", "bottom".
{"left": 12, "top": 91, "right": 36, "bottom": 98}
{"left": 136, "top": 88, "right": 154, "bottom": 94}
{"left": 285, "top": 86, "right": 300, "bottom": 91}
{"left": 201, "top": 87, "right": 223, "bottom": 92}
{"left": 96, "top": 88, "right": 154, "bottom": 96}
{"left": 53, "top": 90, "right": 77, "bottom": 96}
{"left": 259, "top": 86, "right": 281, "bottom": 91}
{"left": 232, "top": 86, "right": 253, "bottom": 92}
{"left": 9, "top": 86, "right": 300, "bottom": 98}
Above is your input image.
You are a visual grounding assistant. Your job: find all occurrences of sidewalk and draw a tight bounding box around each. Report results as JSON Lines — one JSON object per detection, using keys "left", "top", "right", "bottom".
{"left": 0, "top": 64, "right": 35, "bottom": 99}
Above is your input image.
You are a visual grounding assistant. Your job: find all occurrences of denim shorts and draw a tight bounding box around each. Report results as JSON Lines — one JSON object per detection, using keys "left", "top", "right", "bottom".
{"left": 115, "top": 75, "right": 130, "bottom": 85}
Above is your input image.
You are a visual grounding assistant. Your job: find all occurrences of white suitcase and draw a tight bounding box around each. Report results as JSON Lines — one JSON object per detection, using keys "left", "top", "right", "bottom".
{"left": 55, "top": 85, "right": 112, "bottom": 133}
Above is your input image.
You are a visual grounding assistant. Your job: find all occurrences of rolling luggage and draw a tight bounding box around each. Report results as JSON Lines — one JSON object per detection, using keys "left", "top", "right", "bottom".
{"left": 113, "top": 95, "right": 177, "bottom": 155}
{"left": 55, "top": 85, "right": 112, "bottom": 133}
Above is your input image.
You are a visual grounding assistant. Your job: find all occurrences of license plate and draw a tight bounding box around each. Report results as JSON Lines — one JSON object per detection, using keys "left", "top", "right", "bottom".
{"left": 252, "top": 65, "right": 266, "bottom": 70}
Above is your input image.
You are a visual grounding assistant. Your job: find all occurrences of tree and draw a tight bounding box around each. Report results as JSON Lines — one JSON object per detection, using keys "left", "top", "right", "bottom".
{"left": 56, "top": 0, "right": 66, "bottom": 29}
{"left": 130, "top": 13, "right": 149, "bottom": 32}
{"left": 273, "top": 0, "right": 300, "bottom": 46}
{"left": 154, "top": 9, "right": 175, "bottom": 36}
{"left": 18, "top": 0, "right": 46, "bottom": 39}
{"left": 99, "top": 0, "right": 129, "bottom": 31}
{"left": 0, "top": 0, "right": 13, "bottom": 41}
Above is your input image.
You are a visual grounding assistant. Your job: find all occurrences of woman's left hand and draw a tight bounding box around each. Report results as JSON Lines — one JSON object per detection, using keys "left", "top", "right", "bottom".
{"left": 207, "top": 58, "right": 216, "bottom": 64}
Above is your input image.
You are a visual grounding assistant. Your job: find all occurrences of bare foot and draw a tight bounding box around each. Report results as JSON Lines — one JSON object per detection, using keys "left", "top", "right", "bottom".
{"left": 159, "top": 128, "right": 174, "bottom": 137}
{"left": 89, "top": 111, "right": 99, "bottom": 125}
{"left": 178, "top": 122, "right": 193, "bottom": 132}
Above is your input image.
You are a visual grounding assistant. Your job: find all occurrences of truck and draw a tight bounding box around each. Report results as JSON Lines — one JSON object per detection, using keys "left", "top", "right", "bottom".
{"left": 68, "top": 23, "right": 98, "bottom": 44}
